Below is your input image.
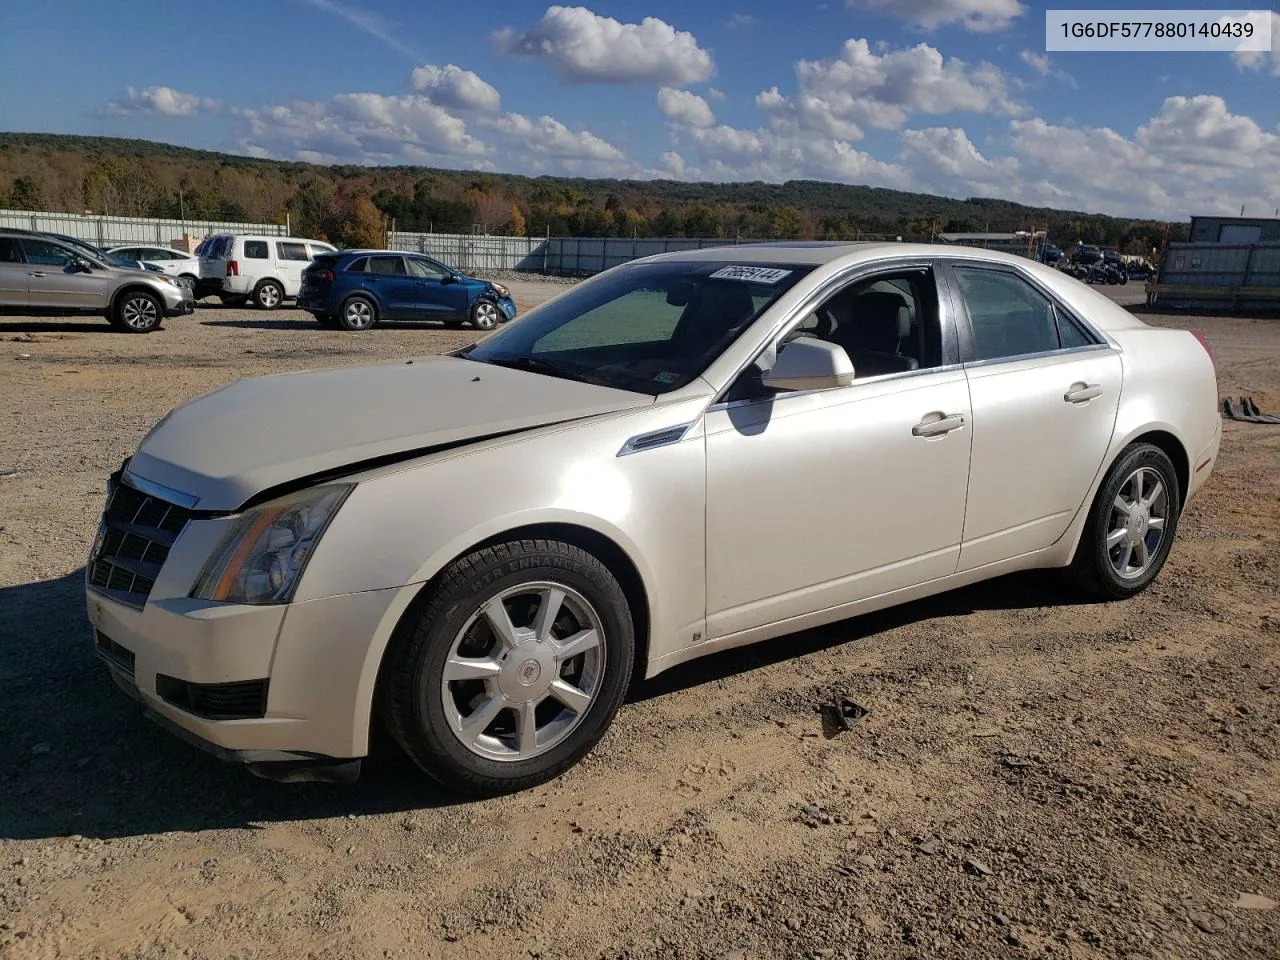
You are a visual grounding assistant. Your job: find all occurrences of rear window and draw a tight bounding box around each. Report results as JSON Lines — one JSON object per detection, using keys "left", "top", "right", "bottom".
{"left": 368, "top": 255, "right": 406, "bottom": 276}
{"left": 344, "top": 257, "right": 369, "bottom": 273}
{"left": 243, "top": 240, "right": 269, "bottom": 259}
{"left": 278, "top": 241, "right": 310, "bottom": 261}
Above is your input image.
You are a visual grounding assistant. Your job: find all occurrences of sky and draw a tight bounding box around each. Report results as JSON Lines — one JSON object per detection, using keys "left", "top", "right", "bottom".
{"left": 0, "top": 0, "right": 1276, "bottom": 220}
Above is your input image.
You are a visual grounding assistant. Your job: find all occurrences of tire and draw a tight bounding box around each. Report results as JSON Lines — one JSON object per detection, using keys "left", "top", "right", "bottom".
{"left": 338, "top": 296, "right": 377, "bottom": 331}
{"left": 470, "top": 300, "right": 500, "bottom": 331}
{"left": 111, "top": 290, "right": 163, "bottom": 333}
{"left": 254, "top": 280, "right": 284, "bottom": 310}
{"left": 380, "top": 538, "right": 635, "bottom": 795}
{"left": 1069, "top": 443, "right": 1181, "bottom": 600}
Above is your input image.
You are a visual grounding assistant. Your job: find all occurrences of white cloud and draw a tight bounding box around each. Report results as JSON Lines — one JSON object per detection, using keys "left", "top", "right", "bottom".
{"left": 104, "top": 86, "right": 219, "bottom": 118}
{"left": 845, "top": 0, "right": 1025, "bottom": 33}
{"left": 758, "top": 39, "right": 1022, "bottom": 139}
{"left": 494, "top": 5, "right": 714, "bottom": 85}
{"left": 478, "top": 113, "right": 627, "bottom": 172}
{"left": 299, "top": 0, "right": 414, "bottom": 56}
{"left": 1232, "top": 10, "right": 1280, "bottom": 75}
{"left": 232, "top": 93, "right": 488, "bottom": 166}
{"left": 670, "top": 121, "right": 909, "bottom": 187}
{"left": 899, "top": 126, "right": 1019, "bottom": 196}
{"left": 707, "top": 87, "right": 726, "bottom": 100}
{"left": 657, "top": 87, "right": 716, "bottom": 128}
{"left": 726, "top": 13, "right": 758, "bottom": 28}
{"left": 1018, "top": 50, "right": 1052, "bottom": 75}
{"left": 409, "top": 64, "right": 502, "bottom": 111}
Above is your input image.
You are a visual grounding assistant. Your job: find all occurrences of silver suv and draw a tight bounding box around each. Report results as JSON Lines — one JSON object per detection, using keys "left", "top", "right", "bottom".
{"left": 0, "top": 229, "right": 195, "bottom": 333}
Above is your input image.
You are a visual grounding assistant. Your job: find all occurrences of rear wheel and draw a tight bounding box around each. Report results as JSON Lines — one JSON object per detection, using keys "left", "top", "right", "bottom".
{"left": 338, "top": 296, "right": 377, "bottom": 331}
{"left": 470, "top": 300, "right": 500, "bottom": 331}
{"left": 111, "top": 290, "right": 163, "bottom": 333}
{"left": 1069, "top": 443, "right": 1180, "bottom": 599}
{"left": 380, "top": 539, "right": 634, "bottom": 795}
{"left": 254, "top": 280, "right": 283, "bottom": 310}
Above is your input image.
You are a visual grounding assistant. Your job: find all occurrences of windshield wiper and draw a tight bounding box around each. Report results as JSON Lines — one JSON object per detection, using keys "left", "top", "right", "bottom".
{"left": 475, "top": 355, "right": 596, "bottom": 385}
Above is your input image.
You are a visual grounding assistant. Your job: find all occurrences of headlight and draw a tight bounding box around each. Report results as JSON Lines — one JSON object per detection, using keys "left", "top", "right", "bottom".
{"left": 191, "top": 484, "right": 352, "bottom": 604}
{"left": 489, "top": 282, "right": 510, "bottom": 298}
{"left": 156, "top": 275, "right": 178, "bottom": 288}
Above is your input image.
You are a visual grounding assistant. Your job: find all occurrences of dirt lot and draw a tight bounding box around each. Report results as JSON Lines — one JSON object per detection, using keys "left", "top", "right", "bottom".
{"left": 1, "top": 285, "right": 1278, "bottom": 960}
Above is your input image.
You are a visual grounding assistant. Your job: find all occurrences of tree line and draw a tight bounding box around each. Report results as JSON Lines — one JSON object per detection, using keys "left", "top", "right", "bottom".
{"left": 0, "top": 133, "right": 1187, "bottom": 254}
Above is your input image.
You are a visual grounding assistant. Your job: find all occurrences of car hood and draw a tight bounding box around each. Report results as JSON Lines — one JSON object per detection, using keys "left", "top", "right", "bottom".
{"left": 125, "top": 355, "right": 653, "bottom": 511}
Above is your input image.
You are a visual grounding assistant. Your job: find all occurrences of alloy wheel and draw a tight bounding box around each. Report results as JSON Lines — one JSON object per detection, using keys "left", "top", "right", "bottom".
{"left": 1106, "top": 466, "right": 1169, "bottom": 579}
{"left": 121, "top": 295, "right": 159, "bottom": 330}
{"left": 441, "top": 582, "right": 605, "bottom": 762}
{"left": 473, "top": 302, "right": 499, "bottom": 330}
{"left": 344, "top": 300, "right": 374, "bottom": 329}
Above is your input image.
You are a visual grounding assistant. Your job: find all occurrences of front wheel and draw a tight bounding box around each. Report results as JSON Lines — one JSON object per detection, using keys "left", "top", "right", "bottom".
{"left": 1069, "top": 443, "right": 1181, "bottom": 599}
{"left": 470, "top": 300, "right": 500, "bottom": 331}
{"left": 111, "top": 291, "right": 163, "bottom": 333}
{"left": 380, "top": 539, "right": 635, "bottom": 795}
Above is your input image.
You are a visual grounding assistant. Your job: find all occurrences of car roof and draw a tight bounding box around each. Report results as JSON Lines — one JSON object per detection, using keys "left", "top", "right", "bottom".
{"left": 649, "top": 240, "right": 1059, "bottom": 270}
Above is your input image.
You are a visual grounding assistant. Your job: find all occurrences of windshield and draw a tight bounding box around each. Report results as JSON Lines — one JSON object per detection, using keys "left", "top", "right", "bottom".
{"left": 464, "top": 260, "right": 813, "bottom": 394}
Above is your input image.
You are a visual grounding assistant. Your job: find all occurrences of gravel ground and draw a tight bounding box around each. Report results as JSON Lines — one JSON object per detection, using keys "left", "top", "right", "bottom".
{"left": 0, "top": 285, "right": 1278, "bottom": 960}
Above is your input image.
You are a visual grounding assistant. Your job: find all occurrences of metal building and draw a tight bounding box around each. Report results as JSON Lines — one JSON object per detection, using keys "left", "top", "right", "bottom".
{"left": 1188, "top": 216, "right": 1280, "bottom": 245}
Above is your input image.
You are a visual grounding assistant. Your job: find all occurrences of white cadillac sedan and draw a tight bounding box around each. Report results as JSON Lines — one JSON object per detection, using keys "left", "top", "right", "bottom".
{"left": 86, "top": 242, "right": 1220, "bottom": 793}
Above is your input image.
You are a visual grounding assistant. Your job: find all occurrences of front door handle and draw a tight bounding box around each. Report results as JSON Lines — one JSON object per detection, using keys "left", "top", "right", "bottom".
{"left": 28, "top": 271, "right": 46, "bottom": 278}
{"left": 912, "top": 413, "right": 966, "bottom": 437}
{"left": 1065, "top": 382, "right": 1103, "bottom": 404}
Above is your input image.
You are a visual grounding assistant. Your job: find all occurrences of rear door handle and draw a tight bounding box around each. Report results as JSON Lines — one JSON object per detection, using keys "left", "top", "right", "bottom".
{"left": 1064, "top": 382, "right": 1103, "bottom": 404}
{"left": 912, "top": 413, "right": 966, "bottom": 437}
{"left": 28, "top": 271, "right": 46, "bottom": 278}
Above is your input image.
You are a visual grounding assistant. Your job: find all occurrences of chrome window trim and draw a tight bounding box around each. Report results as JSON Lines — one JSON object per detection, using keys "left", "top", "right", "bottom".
{"left": 710, "top": 257, "right": 954, "bottom": 407}
{"left": 960, "top": 342, "right": 1114, "bottom": 371}
{"left": 708, "top": 362, "right": 966, "bottom": 413}
{"left": 940, "top": 259, "right": 1112, "bottom": 367}
{"left": 120, "top": 469, "right": 200, "bottom": 509}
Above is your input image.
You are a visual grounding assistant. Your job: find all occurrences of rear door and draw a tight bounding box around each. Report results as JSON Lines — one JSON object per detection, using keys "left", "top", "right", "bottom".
{"left": 199, "top": 235, "right": 231, "bottom": 281}
{"left": 405, "top": 256, "right": 467, "bottom": 319}
{"left": 0, "top": 237, "right": 30, "bottom": 306}
{"left": 274, "top": 240, "right": 312, "bottom": 296}
{"left": 944, "top": 262, "right": 1122, "bottom": 570}
{"left": 21, "top": 238, "right": 112, "bottom": 310}
{"left": 362, "top": 255, "right": 415, "bottom": 318}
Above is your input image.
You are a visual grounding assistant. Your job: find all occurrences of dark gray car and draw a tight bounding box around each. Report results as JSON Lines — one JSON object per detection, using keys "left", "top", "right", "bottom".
{"left": 0, "top": 229, "right": 195, "bottom": 332}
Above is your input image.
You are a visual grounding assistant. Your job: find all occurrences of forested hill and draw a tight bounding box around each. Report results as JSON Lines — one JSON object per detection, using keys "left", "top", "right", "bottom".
{"left": 0, "top": 132, "right": 1182, "bottom": 252}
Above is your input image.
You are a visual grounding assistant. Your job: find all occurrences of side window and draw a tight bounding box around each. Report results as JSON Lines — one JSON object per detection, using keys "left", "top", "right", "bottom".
{"left": 345, "top": 257, "right": 369, "bottom": 273}
{"left": 367, "top": 255, "right": 407, "bottom": 276}
{"left": 952, "top": 267, "right": 1062, "bottom": 361}
{"left": 0, "top": 238, "right": 24, "bottom": 263}
{"left": 242, "top": 240, "right": 269, "bottom": 259}
{"left": 20, "top": 239, "right": 76, "bottom": 267}
{"left": 308, "top": 243, "right": 336, "bottom": 258}
{"left": 277, "top": 241, "right": 310, "bottom": 261}
{"left": 1056, "top": 313, "right": 1094, "bottom": 349}
{"left": 407, "top": 258, "right": 448, "bottom": 280}
{"left": 786, "top": 269, "right": 941, "bottom": 379}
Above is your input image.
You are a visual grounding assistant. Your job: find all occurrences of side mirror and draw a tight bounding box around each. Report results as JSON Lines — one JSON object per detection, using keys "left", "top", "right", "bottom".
{"left": 440, "top": 273, "right": 459, "bottom": 285}
{"left": 72, "top": 258, "right": 94, "bottom": 273}
{"left": 761, "top": 339, "right": 855, "bottom": 392}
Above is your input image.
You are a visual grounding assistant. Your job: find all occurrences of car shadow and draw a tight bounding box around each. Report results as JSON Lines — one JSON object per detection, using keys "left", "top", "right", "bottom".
{"left": 200, "top": 317, "right": 465, "bottom": 332}
{"left": 0, "top": 318, "right": 124, "bottom": 335}
{"left": 630, "top": 570, "right": 1090, "bottom": 702}
{"left": 2, "top": 566, "right": 1085, "bottom": 840}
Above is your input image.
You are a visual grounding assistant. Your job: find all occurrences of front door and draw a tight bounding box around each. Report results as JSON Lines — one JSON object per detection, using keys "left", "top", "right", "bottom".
{"left": 406, "top": 256, "right": 469, "bottom": 320}
{"left": 945, "top": 263, "right": 1123, "bottom": 570}
{"left": 21, "top": 238, "right": 112, "bottom": 310}
{"left": 0, "top": 237, "right": 29, "bottom": 307}
{"left": 703, "top": 265, "right": 973, "bottom": 639}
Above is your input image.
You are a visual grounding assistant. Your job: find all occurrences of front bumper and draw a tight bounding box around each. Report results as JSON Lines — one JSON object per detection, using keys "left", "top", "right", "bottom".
{"left": 495, "top": 296, "right": 517, "bottom": 321}
{"left": 166, "top": 297, "right": 195, "bottom": 317}
{"left": 86, "top": 529, "right": 412, "bottom": 764}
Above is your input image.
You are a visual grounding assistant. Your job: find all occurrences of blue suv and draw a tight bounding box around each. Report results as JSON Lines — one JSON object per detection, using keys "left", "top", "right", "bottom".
{"left": 298, "top": 250, "right": 517, "bottom": 332}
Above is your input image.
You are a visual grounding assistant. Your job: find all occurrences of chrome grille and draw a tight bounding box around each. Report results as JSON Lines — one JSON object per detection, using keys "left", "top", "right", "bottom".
{"left": 88, "top": 478, "right": 192, "bottom": 606}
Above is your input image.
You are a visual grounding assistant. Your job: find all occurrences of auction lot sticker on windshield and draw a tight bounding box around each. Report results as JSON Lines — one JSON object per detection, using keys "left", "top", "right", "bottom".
{"left": 709, "top": 266, "right": 793, "bottom": 284}
{"left": 1046, "top": 9, "right": 1271, "bottom": 51}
